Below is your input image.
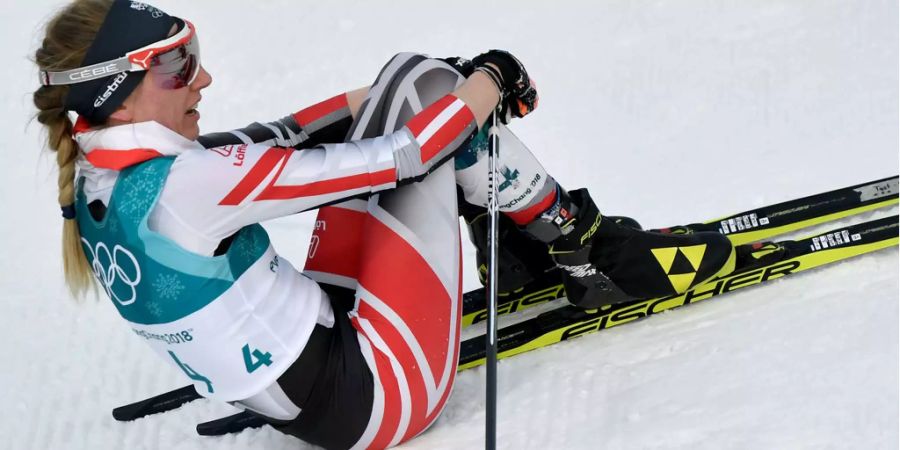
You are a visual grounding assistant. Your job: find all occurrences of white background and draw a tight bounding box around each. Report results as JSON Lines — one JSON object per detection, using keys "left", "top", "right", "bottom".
{"left": 2, "top": 0, "right": 897, "bottom": 448}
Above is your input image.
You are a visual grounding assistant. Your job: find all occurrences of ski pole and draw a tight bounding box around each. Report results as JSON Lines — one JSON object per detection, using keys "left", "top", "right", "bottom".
{"left": 485, "top": 112, "right": 500, "bottom": 450}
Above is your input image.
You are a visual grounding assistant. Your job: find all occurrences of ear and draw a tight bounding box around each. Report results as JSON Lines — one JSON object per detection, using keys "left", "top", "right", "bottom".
{"left": 107, "top": 104, "right": 133, "bottom": 122}
{"left": 107, "top": 85, "right": 141, "bottom": 123}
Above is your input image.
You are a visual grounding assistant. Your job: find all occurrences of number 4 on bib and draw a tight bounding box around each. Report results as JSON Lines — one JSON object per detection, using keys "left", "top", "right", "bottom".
{"left": 168, "top": 350, "right": 214, "bottom": 394}
{"left": 242, "top": 344, "right": 273, "bottom": 373}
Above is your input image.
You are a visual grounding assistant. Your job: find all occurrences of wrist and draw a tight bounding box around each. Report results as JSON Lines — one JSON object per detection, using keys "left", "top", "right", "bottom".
{"left": 456, "top": 72, "right": 501, "bottom": 126}
{"left": 471, "top": 69, "right": 503, "bottom": 99}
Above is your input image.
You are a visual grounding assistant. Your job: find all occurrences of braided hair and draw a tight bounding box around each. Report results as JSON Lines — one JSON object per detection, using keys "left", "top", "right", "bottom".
{"left": 33, "top": 0, "right": 113, "bottom": 298}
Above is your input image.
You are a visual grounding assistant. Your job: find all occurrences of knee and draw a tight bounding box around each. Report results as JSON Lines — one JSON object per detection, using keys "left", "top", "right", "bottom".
{"left": 385, "top": 52, "right": 463, "bottom": 74}
{"left": 387, "top": 51, "right": 427, "bottom": 62}
{"left": 378, "top": 52, "right": 466, "bottom": 92}
{"left": 362, "top": 53, "right": 468, "bottom": 133}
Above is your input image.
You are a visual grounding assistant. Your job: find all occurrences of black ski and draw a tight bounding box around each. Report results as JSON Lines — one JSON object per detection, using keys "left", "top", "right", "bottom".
{"left": 196, "top": 411, "right": 268, "bottom": 436}
{"left": 112, "top": 385, "right": 199, "bottom": 422}
{"left": 461, "top": 175, "right": 898, "bottom": 326}
{"left": 458, "top": 215, "right": 899, "bottom": 369}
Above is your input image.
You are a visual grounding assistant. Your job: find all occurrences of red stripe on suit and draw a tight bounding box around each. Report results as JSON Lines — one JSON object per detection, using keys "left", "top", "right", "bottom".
{"left": 218, "top": 147, "right": 291, "bottom": 205}
{"left": 404, "top": 95, "right": 457, "bottom": 137}
{"left": 419, "top": 106, "right": 474, "bottom": 163}
{"left": 358, "top": 215, "right": 454, "bottom": 384}
{"left": 505, "top": 184, "right": 558, "bottom": 225}
{"left": 292, "top": 94, "right": 349, "bottom": 128}
{"left": 85, "top": 148, "right": 164, "bottom": 170}
{"left": 303, "top": 206, "right": 365, "bottom": 280}
{"left": 255, "top": 165, "right": 396, "bottom": 201}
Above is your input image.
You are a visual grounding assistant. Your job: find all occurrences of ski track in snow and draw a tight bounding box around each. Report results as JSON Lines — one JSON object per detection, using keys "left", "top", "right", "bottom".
{"left": 2, "top": 0, "right": 897, "bottom": 449}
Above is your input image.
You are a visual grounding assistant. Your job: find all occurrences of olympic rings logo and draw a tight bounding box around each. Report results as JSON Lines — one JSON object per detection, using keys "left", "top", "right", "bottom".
{"left": 81, "top": 238, "right": 142, "bottom": 306}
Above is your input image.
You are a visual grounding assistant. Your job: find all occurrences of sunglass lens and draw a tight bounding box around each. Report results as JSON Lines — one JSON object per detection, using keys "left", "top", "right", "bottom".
{"left": 148, "top": 37, "right": 200, "bottom": 89}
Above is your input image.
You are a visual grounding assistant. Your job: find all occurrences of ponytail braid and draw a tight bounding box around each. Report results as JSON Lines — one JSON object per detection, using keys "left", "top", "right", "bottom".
{"left": 33, "top": 0, "right": 113, "bottom": 299}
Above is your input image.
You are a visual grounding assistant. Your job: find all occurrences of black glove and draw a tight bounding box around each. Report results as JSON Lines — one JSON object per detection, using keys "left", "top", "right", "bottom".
{"left": 471, "top": 50, "right": 539, "bottom": 123}
{"left": 439, "top": 56, "right": 474, "bottom": 77}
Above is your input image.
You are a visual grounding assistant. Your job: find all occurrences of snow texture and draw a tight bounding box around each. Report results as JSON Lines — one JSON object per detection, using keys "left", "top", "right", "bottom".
{"left": 2, "top": 0, "right": 897, "bottom": 449}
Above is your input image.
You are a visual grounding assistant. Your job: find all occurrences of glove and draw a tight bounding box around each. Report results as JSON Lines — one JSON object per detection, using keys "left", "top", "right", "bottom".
{"left": 471, "top": 50, "right": 539, "bottom": 123}
{"left": 439, "top": 56, "right": 474, "bottom": 77}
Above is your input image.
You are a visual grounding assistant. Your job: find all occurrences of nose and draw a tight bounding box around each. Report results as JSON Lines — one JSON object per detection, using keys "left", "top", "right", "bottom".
{"left": 191, "top": 65, "right": 212, "bottom": 91}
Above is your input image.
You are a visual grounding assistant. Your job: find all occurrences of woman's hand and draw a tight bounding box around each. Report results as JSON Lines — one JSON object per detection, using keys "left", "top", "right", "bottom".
{"left": 471, "top": 50, "right": 539, "bottom": 124}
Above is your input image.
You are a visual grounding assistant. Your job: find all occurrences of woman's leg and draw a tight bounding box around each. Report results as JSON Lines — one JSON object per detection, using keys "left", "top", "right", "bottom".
{"left": 305, "top": 53, "right": 465, "bottom": 449}
{"left": 301, "top": 52, "right": 582, "bottom": 448}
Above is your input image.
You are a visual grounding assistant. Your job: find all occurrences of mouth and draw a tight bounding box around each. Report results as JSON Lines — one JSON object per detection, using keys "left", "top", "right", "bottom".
{"left": 186, "top": 98, "right": 201, "bottom": 116}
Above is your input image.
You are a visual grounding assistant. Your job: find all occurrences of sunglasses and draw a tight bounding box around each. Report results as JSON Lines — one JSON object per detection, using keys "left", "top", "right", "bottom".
{"left": 40, "top": 19, "right": 200, "bottom": 90}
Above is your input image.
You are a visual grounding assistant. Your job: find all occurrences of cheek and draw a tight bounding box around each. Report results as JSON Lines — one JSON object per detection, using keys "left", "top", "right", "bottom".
{"left": 130, "top": 80, "right": 186, "bottom": 124}
{"left": 130, "top": 92, "right": 164, "bottom": 123}
{"left": 152, "top": 96, "right": 185, "bottom": 128}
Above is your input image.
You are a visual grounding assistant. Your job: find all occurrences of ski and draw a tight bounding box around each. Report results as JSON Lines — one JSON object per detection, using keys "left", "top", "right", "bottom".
{"left": 110, "top": 176, "right": 898, "bottom": 431}
{"left": 112, "top": 385, "right": 199, "bottom": 422}
{"left": 457, "top": 215, "right": 899, "bottom": 370}
{"left": 196, "top": 411, "right": 268, "bottom": 436}
{"left": 461, "top": 175, "right": 898, "bottom": 326}
{"left": 188, "top": 214, "right": 900, "bottom": 437}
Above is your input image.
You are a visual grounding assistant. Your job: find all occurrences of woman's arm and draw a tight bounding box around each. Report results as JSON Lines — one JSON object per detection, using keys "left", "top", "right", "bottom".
{"left": 196, "top": 92, "right": 359, "bottom": 150}
{"left": 346, "top": 71, "right": 499, "bottom": 127}
{"left": 453, "top": 71, "right": 500, "bottom": 127}
{"left": 346, "top": 86, "right": 368, "bottom": 119}
{"left": 166, "top": 72, "right": 499, "bottom": 243}
{"left": 196, "top": 53, "right": 503, "bottom": 152}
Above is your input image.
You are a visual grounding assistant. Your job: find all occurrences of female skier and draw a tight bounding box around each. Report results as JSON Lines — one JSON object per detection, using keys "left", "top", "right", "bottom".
{"left": 34, "top": 0, "right": 735, "bottom": 448}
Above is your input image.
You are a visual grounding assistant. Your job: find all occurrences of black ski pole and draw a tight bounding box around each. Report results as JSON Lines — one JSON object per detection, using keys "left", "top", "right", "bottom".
{"left": 485, "top": 112, "right": 500, "bottom": 450}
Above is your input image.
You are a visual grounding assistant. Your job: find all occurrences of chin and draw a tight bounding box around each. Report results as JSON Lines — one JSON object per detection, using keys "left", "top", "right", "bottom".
{"left": 182, "top": 124, "right": 201, "bottom": 141}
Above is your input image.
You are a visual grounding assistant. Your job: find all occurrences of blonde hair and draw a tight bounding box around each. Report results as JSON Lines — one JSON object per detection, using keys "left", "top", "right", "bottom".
{"left": 33, "top": 0, "right": 113, "bottom": 299}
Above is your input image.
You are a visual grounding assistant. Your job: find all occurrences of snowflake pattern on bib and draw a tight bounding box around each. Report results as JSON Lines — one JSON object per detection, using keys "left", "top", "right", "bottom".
{"left": 145, "top": 301, "right": 163, "bottom": 318}
{"left": 119, "top": 165, "right": 160, "bottom": 224}
{"left": 107, "top": 214, "right": 120, "bottom": 234}
{"left": 153, "top": 273, "right": 185, "bottom": 301}
{"left": 234, "top": 230, "right": 267, "bottom": 260}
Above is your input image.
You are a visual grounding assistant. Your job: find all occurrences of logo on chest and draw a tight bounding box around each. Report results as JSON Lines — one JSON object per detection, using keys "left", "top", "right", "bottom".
{"left": 209, "top": 144, "right": 249, "bottom": 167}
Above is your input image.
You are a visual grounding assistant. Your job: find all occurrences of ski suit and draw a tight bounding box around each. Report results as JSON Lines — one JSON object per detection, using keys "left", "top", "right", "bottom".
{"left": 75, "top": 53, "right": 555, "bottom": 449}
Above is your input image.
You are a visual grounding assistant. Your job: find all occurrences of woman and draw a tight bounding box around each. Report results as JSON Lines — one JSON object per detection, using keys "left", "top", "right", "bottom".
{"left": 34, "top": 0, "right": 735, "bottom": 448}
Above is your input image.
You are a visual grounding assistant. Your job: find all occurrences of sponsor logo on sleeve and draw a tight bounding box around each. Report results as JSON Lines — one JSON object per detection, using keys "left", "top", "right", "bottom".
{"left": 210, "top": 146, "right": 234, "bottom": 157}
{"left": 231, "top": 144, "right": 247, "bottom": 167}
{"left": 209, "top": 144, "right": 248, "bottom": 167}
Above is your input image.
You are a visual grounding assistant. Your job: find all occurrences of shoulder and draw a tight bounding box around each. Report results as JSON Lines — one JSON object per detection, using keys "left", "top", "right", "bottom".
{"left": 173, "top": 143, "right": 285, "bottom": 171}
{"left": 166, "top": 144, "right": 294, "bottom": 197}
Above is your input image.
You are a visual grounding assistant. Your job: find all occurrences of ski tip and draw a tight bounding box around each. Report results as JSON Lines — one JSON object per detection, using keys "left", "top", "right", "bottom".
{"left": 112, "top": 405, "right": 138, "bottom": 422}
{"left": 196, "top": 411, "right": 268, "bottom": 436}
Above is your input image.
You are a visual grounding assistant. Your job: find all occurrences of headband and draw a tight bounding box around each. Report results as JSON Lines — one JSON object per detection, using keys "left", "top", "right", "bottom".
{"left": 62, "top": 0, "right": 177, "bottom": 124}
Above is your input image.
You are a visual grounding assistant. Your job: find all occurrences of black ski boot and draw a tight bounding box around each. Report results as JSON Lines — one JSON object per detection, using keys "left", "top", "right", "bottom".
{"left": 460, "top": 194, "right": 642, "bottom": 295}
{"left": 525, "top": 188, "right": 736, "bottom": 308}
{"left": 461, "top": 200, "right": 556, "bottom": 294}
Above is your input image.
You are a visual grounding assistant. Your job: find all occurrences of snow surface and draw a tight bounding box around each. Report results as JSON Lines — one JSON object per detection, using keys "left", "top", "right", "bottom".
{"left": 2, "top": 0, "right": 898, "bottom": 448}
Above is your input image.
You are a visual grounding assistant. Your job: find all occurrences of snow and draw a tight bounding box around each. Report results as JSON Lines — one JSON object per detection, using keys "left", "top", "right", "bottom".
{"left": 2, "top": 0, "right": 897, "bottom": 448}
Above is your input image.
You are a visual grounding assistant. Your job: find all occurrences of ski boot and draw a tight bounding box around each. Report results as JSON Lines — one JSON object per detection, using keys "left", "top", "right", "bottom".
{"left": 461, "top": 200, "right": 556, "bottom": 294}
{"left": 524, "top": 188, "right": 737, "bottom": 308}
{"left": 460, "top": 195, "right": 642, "bottom": 295}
